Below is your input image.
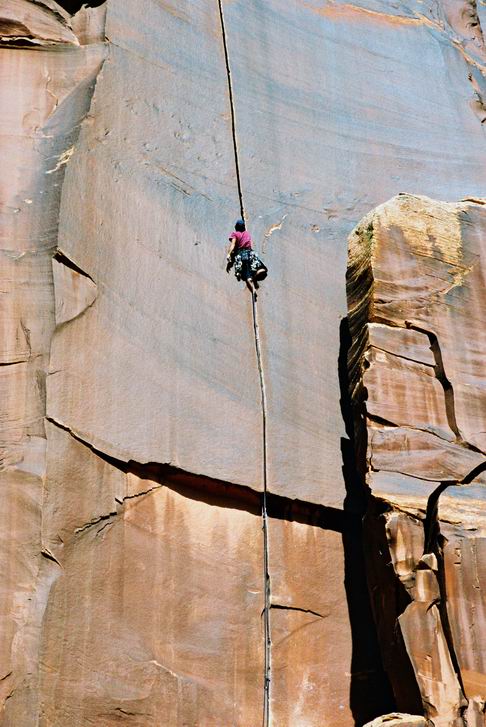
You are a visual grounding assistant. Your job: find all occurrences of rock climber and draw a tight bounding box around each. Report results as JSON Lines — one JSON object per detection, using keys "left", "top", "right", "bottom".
{"left": 226, "top": 218, "right": 267, "bottom": 293}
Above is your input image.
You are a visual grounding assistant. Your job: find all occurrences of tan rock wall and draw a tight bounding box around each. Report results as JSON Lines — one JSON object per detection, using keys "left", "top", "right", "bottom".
{"left": 0, "top": 3, "right": 105, "bottom": 722}
{"left": 222, "top": 0, "right": 486, "bottom": 504}
{"left": 2, "top": 0, "right": 486, "bottom": 724}
{"left": 348, "top": 195, "right": 486, "bottom": 726}
{"left": 40, "top": 423, "right": 265, "bottom": 727}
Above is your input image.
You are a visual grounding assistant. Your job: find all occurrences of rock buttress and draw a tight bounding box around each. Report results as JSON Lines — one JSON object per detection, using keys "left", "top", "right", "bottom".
{"left": 0, "top": 1, "right": 106, "bottom": 722}
{"left": 347, "top": 194, "right": 486, "bottom": 726}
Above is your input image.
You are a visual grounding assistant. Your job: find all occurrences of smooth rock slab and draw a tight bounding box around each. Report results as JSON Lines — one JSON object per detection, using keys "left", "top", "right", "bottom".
{"left": 48, "top": 0, "right": 262, "bottom": 491}
{"left": 41, "top": 425, "right": 265, "bottom": 727}
{"left": 268, "top": 518, "right": 353, "bottom": 727}
{"left": 223, "top": 0, "right": 486, "bottom": 505}
{"left": 50, "top": 0, "right": 486, "bottom": 508}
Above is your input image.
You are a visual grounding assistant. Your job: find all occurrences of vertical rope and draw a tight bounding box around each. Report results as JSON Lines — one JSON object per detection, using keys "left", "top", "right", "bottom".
{"left": 217, "top": 4, "right": 270, "bottom": 721}
{"left": 252, "top": 293, "right": 271, "bottom": 727}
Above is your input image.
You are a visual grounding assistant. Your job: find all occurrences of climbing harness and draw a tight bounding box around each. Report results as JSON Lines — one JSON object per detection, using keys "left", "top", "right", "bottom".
{"left": 233, "top": 249, "right": 268, "bottom": 283}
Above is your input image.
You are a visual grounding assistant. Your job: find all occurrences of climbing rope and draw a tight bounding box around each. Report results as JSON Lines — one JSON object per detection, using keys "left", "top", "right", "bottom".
{"left": 217, "top": 2, "right": 271, "bottom": 721}
{"left": 252, "top": 292, "right": 271, "bottom": 727}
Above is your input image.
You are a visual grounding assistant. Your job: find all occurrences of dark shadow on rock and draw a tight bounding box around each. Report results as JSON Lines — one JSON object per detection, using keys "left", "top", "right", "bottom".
{"left": 46, "top": 417, "right": 347, "bottom": 528}
{"left": 55, "top": 0, "right": 106, "bottom": 13}
{"left": 339, "top": 316, "right": 396, "bottom": 725}
{"left": 364, "top": 498, "right": 424, "bottom": 714}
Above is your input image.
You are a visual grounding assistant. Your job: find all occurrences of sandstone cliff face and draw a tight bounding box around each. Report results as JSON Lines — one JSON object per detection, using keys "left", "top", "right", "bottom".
{"left": 0, "top": 3, "right": 106, "bottom": 722}
{"left": 347, "top": 195, "right": 486, "bottom": 726}
{"left": 1, "top": 0, "right": 486, "bottom": 725}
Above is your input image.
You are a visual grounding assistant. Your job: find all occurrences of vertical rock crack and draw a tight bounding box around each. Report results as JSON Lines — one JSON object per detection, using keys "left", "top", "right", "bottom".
{"left": 217, "top": 0, "right": 245, "bottom": 221}
{"left": 422, "top": 481, "right": 468, "bottom": 704}
{"left": 217, "top": 3, "right": 270, "bottom": 723}
{"left": 252, "top": 293, "right": 271, "bottom": 727}
{"left": 405, "top": 322, "right": 485, "bottom": 455}
{"left": 406, "top": 323, "right": 463, "bottom": 443}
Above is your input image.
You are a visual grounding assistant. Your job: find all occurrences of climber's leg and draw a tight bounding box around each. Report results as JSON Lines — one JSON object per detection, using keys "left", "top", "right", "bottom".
{"left": 249, "top": 251, "right": 267, "bottom": 283}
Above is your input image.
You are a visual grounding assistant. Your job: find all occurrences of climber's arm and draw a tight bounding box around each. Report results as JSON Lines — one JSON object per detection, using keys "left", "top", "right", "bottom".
{"left": 227, "top": 236, "right": 236, "bottom": 257}
{"left": 226, "top": 236, "right": 236, "bottom": 272}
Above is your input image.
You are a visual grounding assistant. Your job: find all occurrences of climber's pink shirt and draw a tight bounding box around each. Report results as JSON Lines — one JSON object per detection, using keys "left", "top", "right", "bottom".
{"left": 229, "top": 230, "right": 252, "bottom": 250}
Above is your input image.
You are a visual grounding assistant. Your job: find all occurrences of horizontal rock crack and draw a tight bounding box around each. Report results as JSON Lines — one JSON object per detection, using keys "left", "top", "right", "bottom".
{"left": 269, "top": 604, "right": 326, "bottom": 619}
{"left": 45, "top": 416, "right": 353, "bottom": 531}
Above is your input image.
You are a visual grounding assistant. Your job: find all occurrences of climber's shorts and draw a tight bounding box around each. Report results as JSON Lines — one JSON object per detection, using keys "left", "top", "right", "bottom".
{"left": 234, "top": 249, "right": 268, "bottom": 282}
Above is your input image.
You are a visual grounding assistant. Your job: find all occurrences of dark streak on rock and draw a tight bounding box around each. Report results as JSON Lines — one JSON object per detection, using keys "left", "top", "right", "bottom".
{"left": 423, "top": 481, "right": 468, "bottom": 702}
{"left": 461, "top": 459, "right": 486, "bottom": 484}
{"left": 74, "top": 511, "right": 115, "bottom": 534}
{"left": 56, "top": 1, "right": 107, "bottom": 15}
{"left": 270, "top": 604, "right": 326, "bottom": 619}
{"left": 339, "top": 317, "right": 398, "bottom": 724}
{"left": 41, "top": 548, "right": 62, "bottom": 567}
{"left": 406, "top": 322, "right": 486, "bottom": 460}
{"left": 46, "top": 415, "right": 347, "bottom": 531}
{"left": 54, "top": 250, "right": 96, "bottom": 284}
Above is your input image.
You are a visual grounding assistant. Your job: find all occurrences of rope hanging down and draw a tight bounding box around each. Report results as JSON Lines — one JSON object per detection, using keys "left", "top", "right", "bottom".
{"left": 252, "top": 292, "right": 271, "bottom": 727}
{"left": 217, "top": 3, "right": 271, "bottom": 722}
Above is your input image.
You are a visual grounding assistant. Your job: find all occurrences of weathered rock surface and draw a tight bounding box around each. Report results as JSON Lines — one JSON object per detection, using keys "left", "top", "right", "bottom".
{"left": 364, "top": 714, "right": 426, "bottom": 727}
{"left": 47, "top": 0, "right": 486, "bottom": 508}
{"left": 0, "top": 2, "right": 105, "bottom": 722}
{"left": 268, "top": 518, "right": 353, "bottom": 726}
{"left": 348, "top": 195, "right": 486, "bottom": 726}
{"left": 222, "top": 0, "right": 486, "bottom": 503}
{"left": 1, "top": 0, "right": 486, "bottom": 725}
{"left": 439, "top": 483, "right": 486, "bottom": 706}
{"left": 0, "top": 0, "right": 78, "bottom": 46}
{"left": 40, "top": 421, "right": 265, "bottom": 727}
